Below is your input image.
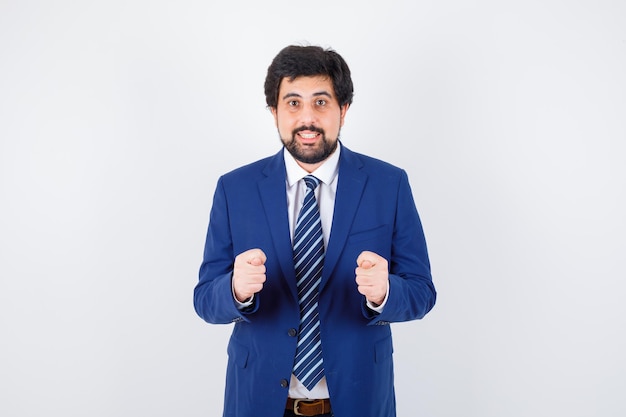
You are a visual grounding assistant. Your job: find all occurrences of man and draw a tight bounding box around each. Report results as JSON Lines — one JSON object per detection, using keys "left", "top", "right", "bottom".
{"left": 194, "top": 45, "right": 436, "bottom": 417}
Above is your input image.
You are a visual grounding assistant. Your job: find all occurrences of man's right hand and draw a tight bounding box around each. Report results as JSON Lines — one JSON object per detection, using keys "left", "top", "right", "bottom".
{"left": 232, "top": 248, "right": 267, "bottom": 302}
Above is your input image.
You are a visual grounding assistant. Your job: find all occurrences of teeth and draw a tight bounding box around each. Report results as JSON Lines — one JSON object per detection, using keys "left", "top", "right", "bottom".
{"left": 300, "top": 133, "right": 317, "bottom": 139}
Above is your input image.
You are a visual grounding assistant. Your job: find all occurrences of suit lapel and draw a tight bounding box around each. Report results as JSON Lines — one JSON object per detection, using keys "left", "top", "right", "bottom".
{"left": 258, "top": 151, "right": 299, "bottom": 300}
{"left": 321, "top": 146, "right": 367, "bottom": 292}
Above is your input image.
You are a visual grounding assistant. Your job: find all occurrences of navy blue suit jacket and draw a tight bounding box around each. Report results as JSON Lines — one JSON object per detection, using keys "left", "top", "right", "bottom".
{"left": 194, "top": 144, "right": 436, "bottom": 417}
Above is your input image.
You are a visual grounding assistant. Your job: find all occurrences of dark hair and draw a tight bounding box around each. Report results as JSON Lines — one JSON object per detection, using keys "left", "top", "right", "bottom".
{"left": 264, "top": 45, "right": 354, "bottom": 109}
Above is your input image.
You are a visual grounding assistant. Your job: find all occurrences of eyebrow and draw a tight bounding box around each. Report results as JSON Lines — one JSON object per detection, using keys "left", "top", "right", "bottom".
{"left": 281, "top": 91, "right": 333, "bottom": 100}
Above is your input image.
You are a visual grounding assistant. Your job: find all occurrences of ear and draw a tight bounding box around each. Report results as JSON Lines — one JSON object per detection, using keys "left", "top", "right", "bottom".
{"left": 270, "top": 106, "right": 278, "bottom": 127}
{"left": 339, "top": 104, "right": 350, "bottom": 127}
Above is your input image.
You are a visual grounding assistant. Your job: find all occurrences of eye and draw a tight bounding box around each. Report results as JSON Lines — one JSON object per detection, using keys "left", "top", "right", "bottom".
{"left": 315, "top": 99, "right": 327, "bottom": 106}
{"left": 288, "top": 100, "right": 299, "bottom": 107}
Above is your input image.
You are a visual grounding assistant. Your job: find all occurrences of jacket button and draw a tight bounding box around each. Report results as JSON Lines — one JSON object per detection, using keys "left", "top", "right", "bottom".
{"left": 288, "top": 328, "right": 297, "bottom": 337}
{"left": 280, "top": 379, "right": 289, "bottom": 388}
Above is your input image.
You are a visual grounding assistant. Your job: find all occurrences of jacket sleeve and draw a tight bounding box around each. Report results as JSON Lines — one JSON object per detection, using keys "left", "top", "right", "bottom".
{"left": 193, "top": 177, "right": 256, "bottom": 324}
{"left": 365, "top": 169, "right": 437, "bottom": 324}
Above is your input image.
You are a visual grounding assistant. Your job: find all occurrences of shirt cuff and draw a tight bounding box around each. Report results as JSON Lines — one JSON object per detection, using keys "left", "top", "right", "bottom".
{"left": 366, "top": 280, "right": 389, "bottom": 313}
{"left": 232, "top": 277, "right": 254, "bottom": 309}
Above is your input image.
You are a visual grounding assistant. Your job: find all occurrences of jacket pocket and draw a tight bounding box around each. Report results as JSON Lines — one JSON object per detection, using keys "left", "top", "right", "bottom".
{"left": 346, "top": 224, "right": 392, "bottom": 262}
{"left": 374, "top": 335, "right": 394, "bottom": 364}
{"left": 347, "top": 224, "right": 390, "bottom": 244}
{"left": 227, "top": 338, "right": 249, "bottom": 368}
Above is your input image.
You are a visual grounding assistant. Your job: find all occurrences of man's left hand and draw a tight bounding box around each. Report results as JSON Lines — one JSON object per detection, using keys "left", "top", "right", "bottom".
{"left": 355, "top": 251, "right": 389, "bottom": 306}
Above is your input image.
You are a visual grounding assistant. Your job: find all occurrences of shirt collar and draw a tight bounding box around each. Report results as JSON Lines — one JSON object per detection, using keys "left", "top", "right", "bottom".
{"left": 284, "top": 142, "right": 341, "bottom": 187}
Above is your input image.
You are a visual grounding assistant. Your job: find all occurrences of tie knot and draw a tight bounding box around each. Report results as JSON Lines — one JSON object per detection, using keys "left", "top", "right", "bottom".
{"left": 303, "top": 175, "right": 320, "bottom": 191}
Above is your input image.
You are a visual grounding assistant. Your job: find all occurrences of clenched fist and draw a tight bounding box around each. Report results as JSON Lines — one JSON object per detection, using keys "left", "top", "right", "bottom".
{"left": 355, "top": 251, "right": 389, "bottom": 306}
{"left": 233, "top": 248, "right": 267, "bottom": 303}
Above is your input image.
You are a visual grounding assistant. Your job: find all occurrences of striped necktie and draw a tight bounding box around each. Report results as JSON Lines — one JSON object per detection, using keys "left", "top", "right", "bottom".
{"left": 292, "top": 175, "right": 325, "bottom": 390}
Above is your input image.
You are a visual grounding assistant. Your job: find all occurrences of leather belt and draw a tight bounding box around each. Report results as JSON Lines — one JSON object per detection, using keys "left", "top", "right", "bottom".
{"left": 285, "top": 398, "right": 332, "bottom": 416}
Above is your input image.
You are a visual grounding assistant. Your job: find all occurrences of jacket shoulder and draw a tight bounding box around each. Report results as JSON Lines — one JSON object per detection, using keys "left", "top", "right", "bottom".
{"left": 218, "top": 151, "right": 283, "bottom": 184}
{"left": 342, "top": 146, "right": 406, "bottom": 177}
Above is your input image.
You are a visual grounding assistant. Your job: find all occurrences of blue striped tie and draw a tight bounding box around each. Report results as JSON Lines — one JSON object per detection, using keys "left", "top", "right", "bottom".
{"left": 292, "top": 175, "right": 325, "bottom": 390}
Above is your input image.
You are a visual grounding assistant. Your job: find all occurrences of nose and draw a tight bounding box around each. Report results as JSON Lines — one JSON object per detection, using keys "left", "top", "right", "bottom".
{"left": 298, "top": 102, "right": 318, "bottom": 126}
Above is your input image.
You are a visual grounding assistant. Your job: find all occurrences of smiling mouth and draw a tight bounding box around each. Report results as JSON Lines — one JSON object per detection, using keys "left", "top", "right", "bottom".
{"left": 293, "top": 126, "right": 324, "bottom": 144}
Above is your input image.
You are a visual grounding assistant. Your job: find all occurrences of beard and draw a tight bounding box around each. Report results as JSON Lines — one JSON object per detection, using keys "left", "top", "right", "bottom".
{"left": 281, "top": 125, "right": 339, "bottom": 164}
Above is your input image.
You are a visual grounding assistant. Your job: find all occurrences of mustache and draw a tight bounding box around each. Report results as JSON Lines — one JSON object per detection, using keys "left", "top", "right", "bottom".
{"left": 293, "top": 125, "right": 325, "bottom": 135}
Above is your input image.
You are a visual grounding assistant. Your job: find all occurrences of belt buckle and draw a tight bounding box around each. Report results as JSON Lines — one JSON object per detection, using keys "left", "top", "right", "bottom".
{"left": 293, "top": 399, "right": 306, "bottom": 416}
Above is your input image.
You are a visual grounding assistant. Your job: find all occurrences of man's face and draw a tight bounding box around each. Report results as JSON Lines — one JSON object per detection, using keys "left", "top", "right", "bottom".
{"left": 271, "top": 75, "right": 348, "bottom": 170}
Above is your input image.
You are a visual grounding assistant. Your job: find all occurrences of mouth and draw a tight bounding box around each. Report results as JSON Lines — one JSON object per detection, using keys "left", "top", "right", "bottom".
{"left": 298, "top": 132, "right": 320, "bottom": 141}
{"left": 294, "top": 126, "right": 324, "bottom": 145}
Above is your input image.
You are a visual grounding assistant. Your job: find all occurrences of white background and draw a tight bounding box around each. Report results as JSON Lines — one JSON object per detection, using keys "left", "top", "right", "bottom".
{"left": 1, "top": 1, "right": 625, "bottom": 416}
